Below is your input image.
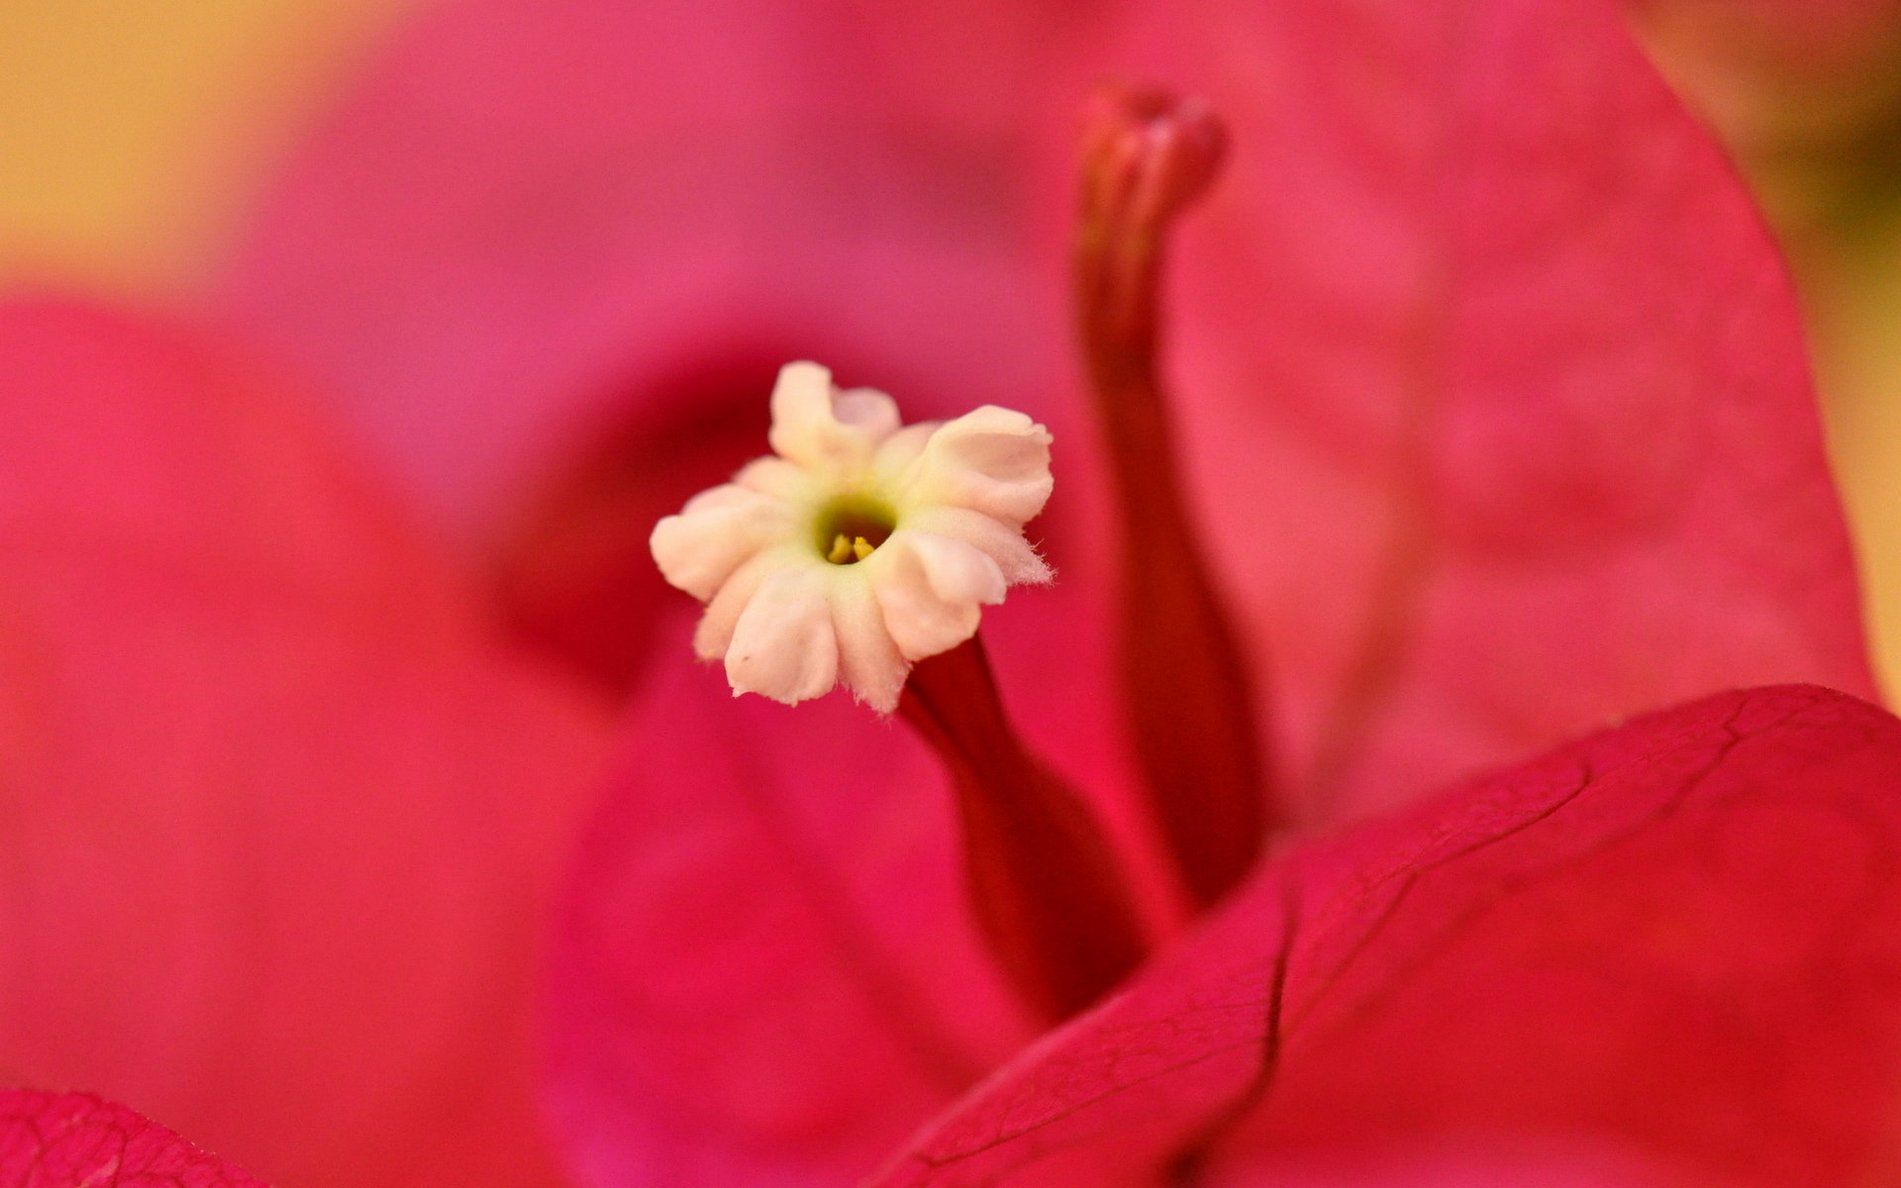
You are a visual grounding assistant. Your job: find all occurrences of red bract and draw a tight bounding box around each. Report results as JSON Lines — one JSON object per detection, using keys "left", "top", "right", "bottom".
{"left": 0, "top": 1090, "right": 264, "bottom": 1187}
{"left": 205, "top": 0, "right": 1891, "bottom": 1183}
{"left": 0, "top": 301, "right": 612, "bottom": 1185}
{"left": 1114, "top": 0, "right": 1875, "bottom": 822}
{"left": 874, "top": 685, "right": 1901, "bottom": 1186}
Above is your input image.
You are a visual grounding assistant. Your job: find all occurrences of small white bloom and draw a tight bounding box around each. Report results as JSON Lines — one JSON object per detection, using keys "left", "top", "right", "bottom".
{"left": 651, "top": 361, "right": 1054, "bottom": 712}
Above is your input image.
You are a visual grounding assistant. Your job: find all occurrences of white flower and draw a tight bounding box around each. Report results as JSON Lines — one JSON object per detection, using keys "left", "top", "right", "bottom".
{"left": 650, "top": 361, "right": 1054, "bottom": 712}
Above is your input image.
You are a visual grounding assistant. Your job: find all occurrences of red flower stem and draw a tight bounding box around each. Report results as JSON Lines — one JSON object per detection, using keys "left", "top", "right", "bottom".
{"left": 1074, "top": 88, "right": 1274, "bottom": 908}
{"left": 899, "top": 635, "right": 1151, "bottom": 1023}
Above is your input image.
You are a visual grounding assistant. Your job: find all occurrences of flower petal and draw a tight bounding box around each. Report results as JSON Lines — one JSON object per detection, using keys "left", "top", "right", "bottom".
{"left": 767, "top": 361, "right": 902, "bottom": 474}
{"left": 736, "top": 455, "right": 819, "bottom": 502}
{"left": 726, "top": 565, "right": 841, "bottom": 704}
{"left": 869, "top": 422, "right": 941, "bottom": 483}
{"left": 651, "top": 481, "right": 796, "bottom": 601}
{"left": 873, "top": 533, "right": 1008, "bottom": 661}
{"left": 0, "top": 299, "right": 611, "bottom": 1186}
{"left": 900, "top": 505, "right": 1053, "bottom": 586}
{"left": 830, "top": 576, "right": 911, "bottom": 713}
{"left": 0, "top": 1090, "right": 264, "bottom": 1187}
{"left": 873, "top": 685, "right": 1901, "bottom": 1186}
{"left": 895, "top": 406, "right": 1055, "bottom": 526}
{"left": 692, "top": 544, "right": 817, "bottom": 663}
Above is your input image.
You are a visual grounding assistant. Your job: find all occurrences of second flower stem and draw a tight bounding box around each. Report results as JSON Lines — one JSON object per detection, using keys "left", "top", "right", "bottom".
{"left": 900, "top": 635, "right": 1150, "bottom": 1023}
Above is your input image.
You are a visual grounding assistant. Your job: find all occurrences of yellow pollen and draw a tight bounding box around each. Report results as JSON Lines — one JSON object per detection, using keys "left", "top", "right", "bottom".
{"left": 827, "top": 533, "right": 878, "bottom": 564}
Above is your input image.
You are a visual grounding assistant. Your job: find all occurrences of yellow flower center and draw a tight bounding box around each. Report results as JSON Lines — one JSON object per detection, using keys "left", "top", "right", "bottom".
{"left": 815, "top": 498, "right": 895, "bottom": 565}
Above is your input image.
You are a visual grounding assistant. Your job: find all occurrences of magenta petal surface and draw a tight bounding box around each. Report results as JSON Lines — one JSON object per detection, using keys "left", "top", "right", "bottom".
{"left": 1099, "top": 0, "right": 1875, "bottom": 821}
{"left": 542, "top": 589, "right": 1178, "bottom": 1185}
{"left": 0, "top": 1091, "right": 264, "bottom": 1187}
{"left": 0, "top": 300, "right": 612, "bottom": 1186}
{"left": 545, "top": 657, "right": 1020, "bottom": 1184}
{"left": 872, "top": 686, "right": 1901, "bottom": 1186}
{"left": 219, "top": 0, "right": 1076, "bottom": 545}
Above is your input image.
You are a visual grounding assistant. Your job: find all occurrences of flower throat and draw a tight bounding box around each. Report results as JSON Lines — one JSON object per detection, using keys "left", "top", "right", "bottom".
{"left": 816, "top": 499, "right": 895, "bottom": 564}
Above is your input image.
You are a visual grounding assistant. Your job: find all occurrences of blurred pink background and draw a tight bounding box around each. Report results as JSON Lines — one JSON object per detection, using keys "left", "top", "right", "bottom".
{"left": 5, "top": 1, "right": 1900, "bottom": 690}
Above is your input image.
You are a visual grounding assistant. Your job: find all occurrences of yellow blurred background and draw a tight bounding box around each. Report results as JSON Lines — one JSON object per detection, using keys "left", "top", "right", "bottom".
{"left": 0, "top": 0, "right": 415, "bottom": 297}
{"left": 4, "top": 0, "right": 1899, "bottom": 694}
{"left": 1635, "top": 2, "right": 1901, "bottom": 698}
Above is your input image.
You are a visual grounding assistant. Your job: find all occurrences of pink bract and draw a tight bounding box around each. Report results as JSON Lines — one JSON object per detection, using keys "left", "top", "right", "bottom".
{"left": 0, "top": 1090, "right": 264, "bottom": 1187}
{"left": 874, "top": 685, "right": 1901, "bottom": 1186}
{"left": 1107, "top": 0, "right": 1874, "bottom": 820}
{"left": 0, "top": 301, "right": 612, "bottom": 1186}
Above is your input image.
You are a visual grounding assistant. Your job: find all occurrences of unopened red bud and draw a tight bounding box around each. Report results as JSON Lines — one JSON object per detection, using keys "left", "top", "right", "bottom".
{"left": 1080, "top": 87, "right": 1229, "bottom": 240}
{"left": 1073, "top": 85, "right": 1275, "bottom": 911}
